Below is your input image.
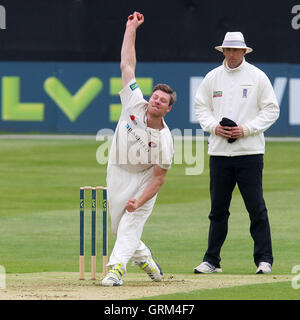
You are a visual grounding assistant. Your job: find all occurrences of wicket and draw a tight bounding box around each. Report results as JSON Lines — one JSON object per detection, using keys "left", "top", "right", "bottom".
{"left": 79, "top": 186, "right": 108, "bottom": 280}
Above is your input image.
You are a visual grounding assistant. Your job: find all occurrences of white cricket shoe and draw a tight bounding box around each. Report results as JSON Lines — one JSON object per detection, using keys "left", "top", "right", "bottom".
{"left": 194, "top": 261, "right": 223, "bottom": 274}
{"left": 137, "top": 258, "right": 163, "bottom": 282}
{"left": 256, "top": 262, "right": 272, "bottom": 274}
{"left": 101, "top": 262, "right": 124, "bottom": 286}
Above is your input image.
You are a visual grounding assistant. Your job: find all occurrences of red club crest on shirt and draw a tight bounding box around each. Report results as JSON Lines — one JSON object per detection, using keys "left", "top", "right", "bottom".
{"left": 148, "top": 141, "right": 157, "bottom": 148}
{"left": 130, "top": 115, "right": 137, "bottom": 125}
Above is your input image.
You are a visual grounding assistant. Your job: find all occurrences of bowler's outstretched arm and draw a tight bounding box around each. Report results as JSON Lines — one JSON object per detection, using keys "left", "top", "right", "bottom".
{"left": 120, "top": 11, "right": 144, "bottom": 88}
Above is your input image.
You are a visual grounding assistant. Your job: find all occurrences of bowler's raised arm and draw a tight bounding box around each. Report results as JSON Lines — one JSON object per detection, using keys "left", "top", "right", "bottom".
{"left": 120, "top": 12, "right": 144, "bottom": 88}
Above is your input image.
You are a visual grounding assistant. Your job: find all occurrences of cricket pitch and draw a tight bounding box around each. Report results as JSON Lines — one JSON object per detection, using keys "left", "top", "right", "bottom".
{"left": 0, "top": 272, "right": 291, "bottom": 300}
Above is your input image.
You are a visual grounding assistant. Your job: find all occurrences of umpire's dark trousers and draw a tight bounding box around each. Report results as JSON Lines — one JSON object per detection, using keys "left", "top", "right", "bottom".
{"left": 203, "top": 154, "right": 273, "bottom": 268}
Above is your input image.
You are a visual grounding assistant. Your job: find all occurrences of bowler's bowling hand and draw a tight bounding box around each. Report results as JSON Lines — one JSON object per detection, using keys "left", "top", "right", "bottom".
{"left": 127, "top": 11, "right": 144, "bottom": 28}
{"left": 125, "top": 198, "right": 140, "bottom": 212}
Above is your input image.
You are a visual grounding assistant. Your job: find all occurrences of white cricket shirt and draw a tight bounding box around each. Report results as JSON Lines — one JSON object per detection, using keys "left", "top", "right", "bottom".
{"left": 108, "top": 78, "right": 173, "bottom": 172}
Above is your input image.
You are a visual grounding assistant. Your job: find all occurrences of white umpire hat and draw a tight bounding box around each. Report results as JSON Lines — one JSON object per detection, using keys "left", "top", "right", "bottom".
{"left": 215, "top": 32, "right": 253, "bottom": 54}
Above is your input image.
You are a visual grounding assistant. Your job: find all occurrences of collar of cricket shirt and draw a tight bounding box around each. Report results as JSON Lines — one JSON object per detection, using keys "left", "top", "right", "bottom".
{"left": 223, "top": 58, "right": 245, "bottom": 73}
{"left": 144, "top": 112, "right": 166, "bottom": 132}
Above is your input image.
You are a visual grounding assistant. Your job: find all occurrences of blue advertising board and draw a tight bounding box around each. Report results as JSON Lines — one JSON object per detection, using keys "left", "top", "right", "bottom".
{"left": 0, "top": 61, "right": 299, "bottom": 136}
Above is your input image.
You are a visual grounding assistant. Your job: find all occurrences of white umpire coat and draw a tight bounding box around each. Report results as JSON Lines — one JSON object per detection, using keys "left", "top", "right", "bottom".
{"left": 194, "top": 58, "right": 280, "bottom": 156}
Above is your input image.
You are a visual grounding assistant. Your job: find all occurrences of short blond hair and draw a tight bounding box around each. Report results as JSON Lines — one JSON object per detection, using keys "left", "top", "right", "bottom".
{"left": 152, "top": 83, "right": 177, "bottom": 106}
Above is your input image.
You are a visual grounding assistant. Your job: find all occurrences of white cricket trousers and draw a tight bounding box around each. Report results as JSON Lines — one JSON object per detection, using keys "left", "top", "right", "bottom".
{"left": 106, "top": 164, "right": 157, "bottom": 272}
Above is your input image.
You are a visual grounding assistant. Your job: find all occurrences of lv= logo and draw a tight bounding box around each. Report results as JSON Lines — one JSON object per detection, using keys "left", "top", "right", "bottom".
{"left": 44, "top": 77, "right": 103, "bottom": 122}
{"left": 1, "top": 76, "right": 103, "bottom": 122}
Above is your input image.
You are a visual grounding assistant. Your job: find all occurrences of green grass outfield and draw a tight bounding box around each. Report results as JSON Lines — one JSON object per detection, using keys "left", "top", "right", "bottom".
{"left": 0, "top": 137, "right": 299, "bottom": 300}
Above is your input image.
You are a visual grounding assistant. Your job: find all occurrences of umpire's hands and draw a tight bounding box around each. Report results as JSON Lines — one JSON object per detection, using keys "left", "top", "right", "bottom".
{"left": 230, "top": 125, "right": 244, "bottom": 139}
{"left": 215, "top": 125, "right": 244, "bottom": 139}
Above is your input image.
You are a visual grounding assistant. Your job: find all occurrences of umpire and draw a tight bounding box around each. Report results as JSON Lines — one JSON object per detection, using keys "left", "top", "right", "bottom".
{"left": 193, "top": 32, "right": 279, "bottom": 274}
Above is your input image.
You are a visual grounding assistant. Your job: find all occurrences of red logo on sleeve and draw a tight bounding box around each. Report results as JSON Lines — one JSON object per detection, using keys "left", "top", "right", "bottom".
{"left": 130, "top": 115, "right": 137, "bottom": 125}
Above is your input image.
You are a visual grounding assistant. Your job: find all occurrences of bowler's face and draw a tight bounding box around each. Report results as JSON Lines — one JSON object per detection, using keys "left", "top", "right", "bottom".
{"left": 223, "top": 48, "right": 246, "bottom": 69}
{"left": 148, "top": 90, "right": 172, "bottom": 117}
